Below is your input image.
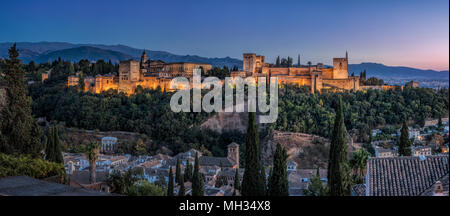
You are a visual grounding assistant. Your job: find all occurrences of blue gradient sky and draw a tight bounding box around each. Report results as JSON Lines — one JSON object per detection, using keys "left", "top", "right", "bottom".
{"left": 1, "top": 0, "right": 448, "bottom": 70}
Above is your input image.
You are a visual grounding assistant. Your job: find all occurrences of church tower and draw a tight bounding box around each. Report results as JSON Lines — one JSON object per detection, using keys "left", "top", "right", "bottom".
{"left": 227, "top": 142, "right": 239, "bottom": 168}
{"left": 140, "top": 50, "right": 148, "bottom": 65}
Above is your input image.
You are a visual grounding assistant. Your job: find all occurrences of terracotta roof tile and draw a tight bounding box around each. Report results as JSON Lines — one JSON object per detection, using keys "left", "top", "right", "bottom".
{"left": 367, "top": 155, "right": 449, "bottom": 196}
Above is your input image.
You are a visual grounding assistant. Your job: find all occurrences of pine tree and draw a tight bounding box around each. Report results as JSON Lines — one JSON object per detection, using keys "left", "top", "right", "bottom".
{"left": 304, "top": 167, "right": 325, "bottom": 196}
{"left": 276, "top": 56, "right": 280, "bottom": 67}
{"left": 242, "top": 112, "right": 264, "bottom": 196}
{"left": 178, "top": 173, "right": 185, "bottom": 196}
{"left": 267, "top": 143, "right": 289, "bottom": 196}
{"left": 167, "top": 166, "right": 174, "bottom": 196}
{"left": 0, "top": 44, "right": 43, "bottom": 157}
{"left": 192, "top": 153, "right": 204, "bottom": 196}
{"left": 175, "top": 158, "right": 181, "bottom": 184}
{"left": 184, "top": 159, "right": 192, "bottom": 182}
{"left": 327, "top": 97, "right": 349, "bottom": 196}
{"left": 398, "top": 120, "right": 411, "bottom": 156}
{"left": 234, "top": 168, "right": 241, "bottom": 191}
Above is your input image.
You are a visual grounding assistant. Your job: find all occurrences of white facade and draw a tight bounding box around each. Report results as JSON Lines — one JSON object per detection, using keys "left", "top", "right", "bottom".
{"left": 101, "top": 137, "right": 118, "bottom": 153}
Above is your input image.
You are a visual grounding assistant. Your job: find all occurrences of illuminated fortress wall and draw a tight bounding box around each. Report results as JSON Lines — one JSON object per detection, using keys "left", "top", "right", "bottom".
{"left": 232, "top": 52, "right": 359, "bottom": 93}
{"left": 67, "top": 51, "right": 212, "bottom": 94}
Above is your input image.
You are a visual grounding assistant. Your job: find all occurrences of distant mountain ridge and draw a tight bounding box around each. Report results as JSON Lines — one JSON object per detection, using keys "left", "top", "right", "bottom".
{"left": 349, "top": 62, "right": 449, "bottom": 80}
{"left": 35, "top": 46, "right": 134, "bottom": 63}
{"left": 0, "top": 42, "right": 448, "bottom": 80}
{"left": 0, "top": 42, "right": 242, "bottom": 69}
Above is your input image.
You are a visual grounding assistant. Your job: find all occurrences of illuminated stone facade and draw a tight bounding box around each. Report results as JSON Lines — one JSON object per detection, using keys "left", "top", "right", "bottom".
{"left": 231, "top": 52, "right": 360, "bottom": 93}
{"left": 67, "top": 50, "right": 212, "bottom": 94}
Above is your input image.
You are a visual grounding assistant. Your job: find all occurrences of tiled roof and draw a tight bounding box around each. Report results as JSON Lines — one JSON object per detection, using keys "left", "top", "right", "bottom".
{"left": 419, "top": 174, "right": 449, "bottom": 196}
{"left": 351, "top": 184, "right": 366, "bottom": 196}
{"left": 69, "top": 170, "right": 107, "bottom": 185}
{"left": 0, "top": 176, "right": 111, "bottom": 196}
{"left": 367, "top": 155, "right": 449, "bottom": 196}
{"left": 199, "top": 156, "right": 233, "bottom": 167}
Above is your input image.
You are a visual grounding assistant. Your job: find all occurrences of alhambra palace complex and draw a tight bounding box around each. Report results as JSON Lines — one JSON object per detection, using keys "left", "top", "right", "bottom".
{"left": 67, "top": 51, "right": 394, "bottom": 94}
{"left": 232, "top": 52, "right": 359, "bottom": 93}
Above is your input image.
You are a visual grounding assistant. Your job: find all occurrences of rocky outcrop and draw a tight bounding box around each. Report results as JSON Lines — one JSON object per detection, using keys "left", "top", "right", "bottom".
{"left": 261, "top": 130, "right": 330, "bottom": 169}
{"left": 200, "top": 100, "right": 263, "bottom": 133}
{"left": 200, "top": 111, "right": 249, "bottom": 133}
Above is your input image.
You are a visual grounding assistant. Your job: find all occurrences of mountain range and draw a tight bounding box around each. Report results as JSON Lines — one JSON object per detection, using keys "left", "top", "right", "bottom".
{"left": 0, "top": 42, "right": 448, "bottom": 80}
{"left": 0, "top": 42, "right": 242, "bottom": 69}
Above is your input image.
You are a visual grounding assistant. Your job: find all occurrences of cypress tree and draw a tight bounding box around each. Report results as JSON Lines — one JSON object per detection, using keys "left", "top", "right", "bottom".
{"left": 45, "top": 126, "right": 63, "bottom": 163}
{"left": 327, "top": 96, "right": 349, "bottom": 196}
{"left": 167, "top": 166, "right": 174, "bottom": 196}
{"left": 0, "top": 44, "right": 42, "bottom": 157}
{"left": 178, "top": 173, "right": 185, "bottom": 196}
{"left": 234, "top": 168, "right": 241, "bottom": 191}
{"left": 184, "top": 159, "right": 192, "bottom": 182}
{"left": 260, "top": 163, "right": 267, "bottom": 195}
{"left": 192, "top": 153, "right": 204, "bottom": 196}
{"left": 242, "top": 112, "right": 264, "bottom": 196}
{"left": 398, "top": 120, "right": 411, "bottom": 156}
{"left": 44, "top": 134, "right": 53, "bottom": 163}
{"left": 267, "top": 143, "right": 289, "bottom": 196}
{"left": 78, "top": 72, "right": 85, "bottom": 91}
{"left": 175, "top": 158, "right": 181, "bottom": 184}
{"left": 276, "top": 56, "right": 280, "bottom": 67}
{"left": 438, "top": 116, "right": 443, "bottom": 131}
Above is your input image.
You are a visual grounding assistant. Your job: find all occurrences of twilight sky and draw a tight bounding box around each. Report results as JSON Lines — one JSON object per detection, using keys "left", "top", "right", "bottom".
{"left": 1, "top": 0, "right": 448, "bottom": 70}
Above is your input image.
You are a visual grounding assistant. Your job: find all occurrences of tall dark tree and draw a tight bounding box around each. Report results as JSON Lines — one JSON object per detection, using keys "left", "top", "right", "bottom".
{"left": 242, "top": 112, "right": 265, "bottom": 196}
{"left": 260, "top": 163, "right": 267, "bottom": 195}
{"left": 175, "top": 158, "right": 181, "bottom": 184}
{"left": 327, "top": 97, "right": 349, "bottom": 196}
{"left": 0, "top": 44, "right": 42, "bottom": 157}
{"left": 184, "top": 159, "right": 193, "bottom": 182}
{"left": 287, "top": 57, "right": 293, "bottom": 67}
{"left": 178, "top": 173, "right": 185, "bottom": 196}
{"left": 45, "top": 126, "right": 63, "bottom": 163}
{"left": 267, "top": 143, "right": 289, "bottom": 196}
{"left": 234, "top": 168, "right": 241, "bottom": 191}
{"left": 192, "top": 153, "right": 204, "bottom": 196}
{"left": 78, "top": 72, "right": 85, "bottom": 91}
{"left": 167, "top": 166, "right": 174, "bottom": 196}
{"left": 276, "top": 56, "right": 280, "bottom": 67}
{"left": 398, "top": 120, "right": 411, "bottom": 156}
{"left": 438, "top": 116, "right": 443, "bottom": 131}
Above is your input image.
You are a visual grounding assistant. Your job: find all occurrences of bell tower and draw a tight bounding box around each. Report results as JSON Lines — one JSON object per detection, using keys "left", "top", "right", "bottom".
{"left": 141, "top": 50, "right": 148, "bottom": 65}
{"left": 227, "top": 142, "right": 240, "bottom": 168}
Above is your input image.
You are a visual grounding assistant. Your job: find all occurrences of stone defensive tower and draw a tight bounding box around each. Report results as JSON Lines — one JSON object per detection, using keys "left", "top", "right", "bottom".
{"left": 227, "top": 142, "right": 239, "bottom": 168}
{"left": 243, "top": 53, "right": 265, "bottom": 76}
{"left": 118, "top": 60, "right": 140, "bottom": 94}
{"left": 332, "top": 51, "right": 349, "bottom": 79}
